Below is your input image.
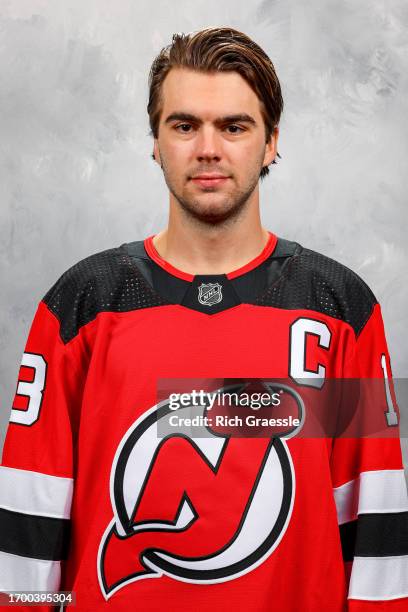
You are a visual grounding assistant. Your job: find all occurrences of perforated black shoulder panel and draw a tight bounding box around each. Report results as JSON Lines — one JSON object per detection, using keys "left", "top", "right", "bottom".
{"left": 254, "top": 246, "right": 377, "bottom": 335}
{"left": 43, "top": 239, "right": 377, "bottom": 343}
{"left": 43, "top": 246, "right": 171, "bottom": 344}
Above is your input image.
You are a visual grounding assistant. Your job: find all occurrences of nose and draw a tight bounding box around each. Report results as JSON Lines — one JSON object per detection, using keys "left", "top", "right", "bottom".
{"left": 195, "top": 126, "right": 222, "bottom": 162}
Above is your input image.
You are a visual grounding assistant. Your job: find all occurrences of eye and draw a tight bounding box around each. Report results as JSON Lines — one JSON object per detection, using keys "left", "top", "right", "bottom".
{"left": 226, "top": 124, "right": 245, "bottom": 134}
{"left": 175, "top": 123, "right": 193, "bottom": 133}
{"left": 174, "top": 123, "right": 245, "bottom": 134}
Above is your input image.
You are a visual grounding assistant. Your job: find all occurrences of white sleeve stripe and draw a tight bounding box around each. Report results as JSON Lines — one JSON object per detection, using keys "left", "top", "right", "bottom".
{"left": 348, "top": 555, "right": 408, "bottom": 600}
{"left": 0, "top": 550, "right": 61, "bottom": 591}
{"left": 0, "top": 466, "right": 73, "bottom": 519}
{"left": 333, "top": 469, "right": 408, "bottom": 525}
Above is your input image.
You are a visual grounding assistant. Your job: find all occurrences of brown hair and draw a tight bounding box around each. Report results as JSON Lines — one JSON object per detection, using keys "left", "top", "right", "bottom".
{"left": 147, "top": 27, "right": 283, "bottom": 180}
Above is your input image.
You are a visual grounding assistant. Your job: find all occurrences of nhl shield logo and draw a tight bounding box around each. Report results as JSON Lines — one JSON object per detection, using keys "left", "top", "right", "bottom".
{"left": 198, "top": 282, "right": 223, "bottom": 306}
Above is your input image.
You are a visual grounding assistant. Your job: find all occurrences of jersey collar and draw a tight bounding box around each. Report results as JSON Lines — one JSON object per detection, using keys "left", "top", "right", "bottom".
{"left": 143, "top": 231, "right": 278, "bottom": 282}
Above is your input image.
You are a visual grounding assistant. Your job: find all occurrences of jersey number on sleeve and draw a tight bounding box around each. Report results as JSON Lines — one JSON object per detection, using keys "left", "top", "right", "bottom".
{"left": 10, "top": 352, "right": 47, "bottom": 426}
{"left": 381, "top": 353, "right": 399, "bottom": 426}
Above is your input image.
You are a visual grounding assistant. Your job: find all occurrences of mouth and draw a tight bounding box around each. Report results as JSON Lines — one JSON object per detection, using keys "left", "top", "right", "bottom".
{"left": 191, "top": 175, "right": 230, "bottom": 188}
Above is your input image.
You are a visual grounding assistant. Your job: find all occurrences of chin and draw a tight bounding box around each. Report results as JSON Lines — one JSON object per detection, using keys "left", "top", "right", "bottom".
{"left": 190, "top": 202, "right": 242, "bottom": 222}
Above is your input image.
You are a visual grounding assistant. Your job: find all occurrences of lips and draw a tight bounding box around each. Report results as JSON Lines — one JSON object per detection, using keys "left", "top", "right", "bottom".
{"left": 191, "top": 175, "right": 230, "bottom": 188}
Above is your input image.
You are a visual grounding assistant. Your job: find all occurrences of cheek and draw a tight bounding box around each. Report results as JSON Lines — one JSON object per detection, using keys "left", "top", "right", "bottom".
{"left": 229, "top": 143, "right": 264, "bottom": 168}
{"left": 227, "top": 135, "right": 265, "bottom": 158}
{"left": 163, "top": 143, "right": 193, "bottom": 169}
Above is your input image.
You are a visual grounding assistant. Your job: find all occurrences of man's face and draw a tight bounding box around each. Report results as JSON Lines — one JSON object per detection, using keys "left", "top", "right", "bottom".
{"left": 153, "top": 68, "right": 278, "bottom": 225}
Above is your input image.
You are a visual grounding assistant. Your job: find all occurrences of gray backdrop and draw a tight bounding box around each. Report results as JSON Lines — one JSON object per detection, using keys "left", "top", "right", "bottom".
{"left": 1, "top": 1, "right": 407, "bottom": 473}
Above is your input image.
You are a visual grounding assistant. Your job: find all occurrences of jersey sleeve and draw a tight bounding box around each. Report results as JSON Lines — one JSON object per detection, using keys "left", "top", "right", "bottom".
{"left": 0, "top": 299, "right": 86, "bottom": 600}
{"left": 330, "top": 302, "right": 408, "bottom": 610}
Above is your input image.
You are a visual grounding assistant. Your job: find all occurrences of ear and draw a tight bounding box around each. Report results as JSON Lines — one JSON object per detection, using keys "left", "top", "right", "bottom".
{"left": 153, "top": 139, "right": 162, "bottom": 166}
{"left": 263, "top": 126, "right": 279, "bottom": 167}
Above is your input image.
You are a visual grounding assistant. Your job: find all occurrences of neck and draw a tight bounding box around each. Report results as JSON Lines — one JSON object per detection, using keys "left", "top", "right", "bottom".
{"left": 152, "top": 197, "right": 270, "bottom": 276}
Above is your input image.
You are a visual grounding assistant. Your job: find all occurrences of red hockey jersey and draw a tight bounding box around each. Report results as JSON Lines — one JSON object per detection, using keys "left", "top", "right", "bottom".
{"left": 1, "top": 231, "right": 407, "bottom": 611}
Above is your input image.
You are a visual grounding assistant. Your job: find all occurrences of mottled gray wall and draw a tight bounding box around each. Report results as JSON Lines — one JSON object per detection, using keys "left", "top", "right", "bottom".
{"left": 1, "top": 1, "right": 407, "bottom": 471}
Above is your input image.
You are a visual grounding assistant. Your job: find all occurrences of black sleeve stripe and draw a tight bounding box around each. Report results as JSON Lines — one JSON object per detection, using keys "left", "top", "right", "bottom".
{"left": 340, "top": 511, "right": 408, "bottom": 561}
{"left": 0, "top": 507, "right": 70, "bottom": 561}
{"left": 340, "top": 521, "right": 356, "bottom": 562}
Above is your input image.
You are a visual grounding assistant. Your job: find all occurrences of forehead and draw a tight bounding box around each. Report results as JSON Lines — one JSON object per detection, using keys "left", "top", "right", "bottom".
{"left": 160, "top": 68, "right": 263, "bottom": 118}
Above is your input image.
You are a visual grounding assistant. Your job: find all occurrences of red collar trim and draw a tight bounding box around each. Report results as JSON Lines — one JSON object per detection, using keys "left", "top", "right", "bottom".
{"left": 143, "top": 231, "right": 278, "bottom": 282}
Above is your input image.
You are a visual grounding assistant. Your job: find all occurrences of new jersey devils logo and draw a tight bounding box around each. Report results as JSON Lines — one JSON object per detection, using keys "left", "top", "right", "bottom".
{"left": 97, "top": 391, "right": 295, "bottom": 599}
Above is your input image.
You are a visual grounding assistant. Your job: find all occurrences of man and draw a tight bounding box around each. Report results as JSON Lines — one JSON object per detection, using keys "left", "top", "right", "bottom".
{"left": 0, "top": 27, "right": 407, "bottom": 611}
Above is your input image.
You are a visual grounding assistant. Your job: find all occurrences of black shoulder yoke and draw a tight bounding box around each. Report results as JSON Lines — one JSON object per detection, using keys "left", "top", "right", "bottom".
{"left": 43, "top": 240, "right": 377, "bottom": 343}
{"left": 43, "top": 247, "right": 171, "bottom": 344}
{"left": 253, "top": 244, "right": 377, "bottom": 336}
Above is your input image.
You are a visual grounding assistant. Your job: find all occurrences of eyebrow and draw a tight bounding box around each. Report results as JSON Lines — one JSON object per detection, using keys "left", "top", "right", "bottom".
{"left": 164, "top": 112, "right": 257, "bottom": 127}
